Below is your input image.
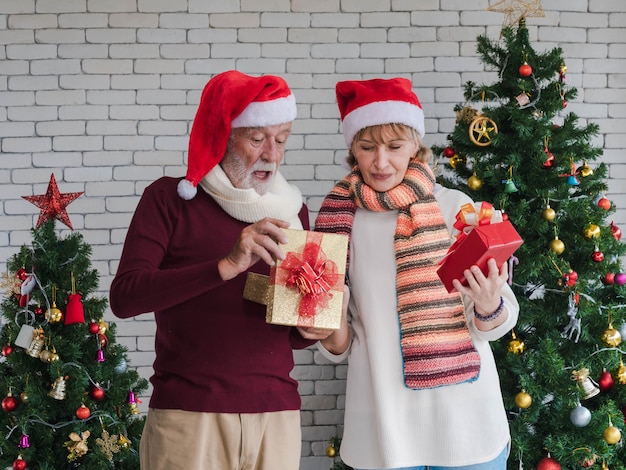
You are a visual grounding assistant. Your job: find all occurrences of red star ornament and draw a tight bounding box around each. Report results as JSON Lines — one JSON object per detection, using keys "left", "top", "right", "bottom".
{"left": 22, "top": 174, "right": 83, "bottom": 229}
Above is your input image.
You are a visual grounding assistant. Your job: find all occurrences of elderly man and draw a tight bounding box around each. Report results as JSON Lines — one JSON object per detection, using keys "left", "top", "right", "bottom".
{"left": 110, "top": 70, "right": 329, "bottom": 470}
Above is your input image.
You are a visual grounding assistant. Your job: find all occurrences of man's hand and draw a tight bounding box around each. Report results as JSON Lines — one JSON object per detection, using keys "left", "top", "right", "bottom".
{"left": 218, "top": 218, "right": 290, "bottom": 281}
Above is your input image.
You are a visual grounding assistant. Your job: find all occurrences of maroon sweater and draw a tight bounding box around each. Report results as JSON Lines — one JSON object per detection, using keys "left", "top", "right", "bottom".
{"left": 109, "top": 176, "right": 314, "bottom": 413}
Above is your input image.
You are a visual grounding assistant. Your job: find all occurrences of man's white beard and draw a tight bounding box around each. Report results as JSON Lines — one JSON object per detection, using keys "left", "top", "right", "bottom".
{"left": 222, "top": 154, "right": 277, "bottom": 195}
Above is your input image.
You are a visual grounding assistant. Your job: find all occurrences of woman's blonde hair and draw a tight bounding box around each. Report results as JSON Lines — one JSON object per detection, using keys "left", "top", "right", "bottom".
{"left": 346, "top": 123, "right": 432, "bottom": 167}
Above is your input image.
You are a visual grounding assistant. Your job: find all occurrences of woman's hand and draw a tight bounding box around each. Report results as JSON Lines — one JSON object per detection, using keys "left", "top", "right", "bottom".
{"left": 298, "top": 285, "right": 351, "bottom": 354}
{"left": 452, "top": 258, "right": 509, "bottom": 330}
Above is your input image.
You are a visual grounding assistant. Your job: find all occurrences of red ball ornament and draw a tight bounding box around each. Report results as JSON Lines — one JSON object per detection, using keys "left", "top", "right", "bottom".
{"left": 2, "top": 345, "right": 13, "bottom": 357}
{"left": 611, "top": 221, "right": 622, "bottom": 241}
{"left": 89, "top": 385, "right": 105, "bottom": 401}
{"left": 519, "top": 62, "right": 532, "bottom": 77}
{"left": 34, "top": 306, "right": 43, "bottom": 315}
{"left": 88, "top": 322, "right": 100, "bottom": 335}
{"left": 598, "top": 197, "right": 611, "bottom": 210}
{"left": 75, "top": 404, "right": 91, "bottom": 420}
{"left": 599, "top": 370, "right": 614, "bottom": 392}
{"left": 12, "top": 456, "right": 27, "bottom": 470}
{"left": 2, "top": 395, "right": 18, "bottom": 412}
{"left": 591, "top": 250, "right": 604, "bottom": 263}
{"left": 537, "top": 456, "right": 561, "bottom": 470}
{"left": 443, "top": 147, "right": 455, "bottom": 158}
{"left": 16, "top": 268, "right": 28, "bottom": 281}
{"left": 564, "top": 270, "right": 578, "bottom": 287}
{"left": 602, "top": 273, "right": 615, "bottom": 285}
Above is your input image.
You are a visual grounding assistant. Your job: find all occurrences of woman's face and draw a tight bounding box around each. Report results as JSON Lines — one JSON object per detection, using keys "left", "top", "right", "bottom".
{"left": 353, "top": 126, "right": 419, "bottom": 192}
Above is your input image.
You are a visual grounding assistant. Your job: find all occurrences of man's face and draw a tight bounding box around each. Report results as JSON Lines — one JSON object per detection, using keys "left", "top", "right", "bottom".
{"left": 220, "top": 123, "right": 292, "bottom": 195}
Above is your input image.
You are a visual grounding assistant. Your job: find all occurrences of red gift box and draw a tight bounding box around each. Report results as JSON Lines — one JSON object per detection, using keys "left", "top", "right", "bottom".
{"left": 437, "top": 203, "right": 523, "bottom": 293}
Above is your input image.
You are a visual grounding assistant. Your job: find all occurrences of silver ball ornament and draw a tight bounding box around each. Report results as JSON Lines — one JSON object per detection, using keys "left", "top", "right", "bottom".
{"left": 570, "top": 404, "right": 592, "bottom": 427}
{"left": 619, "top": 322, "right": 626, "bottom": 342}
{"left": 114, "top": 358, "right": 128, "bottom": 374}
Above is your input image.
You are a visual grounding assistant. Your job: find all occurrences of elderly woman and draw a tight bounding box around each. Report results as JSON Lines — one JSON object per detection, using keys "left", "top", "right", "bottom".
{"left": 314, "top": 78, "right": 519, "bottom": 470}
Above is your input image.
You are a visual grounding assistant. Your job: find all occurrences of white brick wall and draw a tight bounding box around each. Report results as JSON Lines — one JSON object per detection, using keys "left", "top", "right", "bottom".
{"left": 1, "top": 2, "right": 625, "bottom": 469}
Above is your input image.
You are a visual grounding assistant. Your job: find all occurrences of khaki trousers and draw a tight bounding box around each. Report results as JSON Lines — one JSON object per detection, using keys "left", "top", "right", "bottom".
{"left": 139, "top": 408, "right": 301, "bottom": 470}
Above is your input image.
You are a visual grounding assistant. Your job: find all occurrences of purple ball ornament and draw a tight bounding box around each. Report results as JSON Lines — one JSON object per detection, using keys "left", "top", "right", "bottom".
{"left": 615, "top": 273, "right": 626, "bottom": 286}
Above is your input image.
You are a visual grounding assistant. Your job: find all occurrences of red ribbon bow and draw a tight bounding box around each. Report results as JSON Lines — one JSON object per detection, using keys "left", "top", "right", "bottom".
{"left": 282, "top": 240, "right": 340, "bottom": 318}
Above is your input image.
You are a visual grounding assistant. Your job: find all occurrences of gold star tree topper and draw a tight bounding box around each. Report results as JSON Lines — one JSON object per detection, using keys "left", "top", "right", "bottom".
{"left": 487, "top": 0, "right": 545, "bottom": 28}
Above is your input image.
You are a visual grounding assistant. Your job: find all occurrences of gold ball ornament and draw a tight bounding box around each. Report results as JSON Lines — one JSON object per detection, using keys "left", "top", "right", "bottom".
{"left": 19, "top": 391, "right": 28, "bottom": 404}
{"left": 601, "top": 324, "right": 621, "bottom": 347}
{"left": 325, "top": 445, "right": 336, "bottom": 458}
{"left": 514, "top": 390, "right": 532, "bottom": 409}
{"left": 583, "top": 224, "right": 601, "bottom": 240}
{"left": 99, "top": 320, "right": 108, "bottom": 335}
{"left": 542, "top": 205, "right": 556, "bottom": 222}
{"left": 507, "top": 331, "right": 525, "bottom": 354}
{"left": 46, "top": 301, "right": 63, "bottom": 323}
{"left": 548, "top": 237, "right": 565, "bottom": 255}
{"left": 603, "top": 424, "right": 621, "bottom": 445}
{"left": 467, "top": 174, "right": 483, "bottom": 191}
{"left": 469, "top": 115, "right": 498, "bottom": 147}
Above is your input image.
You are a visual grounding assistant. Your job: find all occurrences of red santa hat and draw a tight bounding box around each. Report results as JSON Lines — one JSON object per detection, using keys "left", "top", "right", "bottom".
{"left": 178, "top": 70, "right": 297, "bottom": 200}
{"left": 335, "top": 77, "right": 425, "bottom": 148}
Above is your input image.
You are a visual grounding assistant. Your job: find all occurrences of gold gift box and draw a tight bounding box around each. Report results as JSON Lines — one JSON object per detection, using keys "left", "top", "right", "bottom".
{"left": 243, "top": 229, "right": 348, "bottom": 330}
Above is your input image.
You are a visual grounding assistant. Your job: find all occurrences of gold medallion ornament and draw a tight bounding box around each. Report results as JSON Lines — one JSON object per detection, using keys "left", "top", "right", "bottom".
{"left": 469, "top": 114, "right": 498, "bottom": 146}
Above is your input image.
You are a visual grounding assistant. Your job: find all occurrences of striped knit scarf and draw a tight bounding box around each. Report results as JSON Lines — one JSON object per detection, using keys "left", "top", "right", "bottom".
{"left": 314, "top": 160, "right": 480, "bottom": 389}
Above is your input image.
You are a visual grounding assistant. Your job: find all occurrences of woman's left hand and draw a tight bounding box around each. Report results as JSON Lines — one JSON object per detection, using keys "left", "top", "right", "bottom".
{"left": 452, "top": 258, "right": 509, "bottom": 329}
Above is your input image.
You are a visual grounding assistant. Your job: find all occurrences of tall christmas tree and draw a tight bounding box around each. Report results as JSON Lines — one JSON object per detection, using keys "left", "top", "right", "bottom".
{"left": 434, "top": 18, "right": 626, "bottom": 470}
{"left": 0, "top": 174, "right": 148, "bottom": 469}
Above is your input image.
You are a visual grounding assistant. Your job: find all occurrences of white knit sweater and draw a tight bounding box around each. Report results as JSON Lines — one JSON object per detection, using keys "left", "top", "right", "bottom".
{"left": 318, "top": 186, "right": 519, "bottom": 469}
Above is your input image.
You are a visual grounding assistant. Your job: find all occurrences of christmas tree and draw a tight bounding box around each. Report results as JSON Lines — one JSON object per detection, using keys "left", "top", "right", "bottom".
{"left": 433, "top": 19, "right": 626, "bottom": 470}
{"left": 0, "top": 174, "right": 148, "bottom": 469}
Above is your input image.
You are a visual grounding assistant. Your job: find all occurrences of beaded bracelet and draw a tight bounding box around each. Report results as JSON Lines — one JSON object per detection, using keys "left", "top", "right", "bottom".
{"left": 473, "top": 296, "right": 504, "bottom": 322}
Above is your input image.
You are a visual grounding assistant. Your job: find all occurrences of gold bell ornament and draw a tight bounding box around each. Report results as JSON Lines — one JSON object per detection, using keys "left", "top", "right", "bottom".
{"left": 49, "top": 375, "right": 68, "bottom": 400}
{"left": 25, "top": 328, "right": 45, "bottom": 358}
{"left": 46, "top": 285, "right": 63, "bottom": 324}
{"left": 572, "top": 368, "right": 600, "bottom": 400}
{"left": 577, "top": 160, "right": 593, "bottom": 178}
{"left": 507, "top": 330, "right": 525, "bottom": 354}
{"left": 118, "top": 434, "right": 131, "bottom": 450}
{"left": 449, "top": 154, "right": 466, "bottom": 169}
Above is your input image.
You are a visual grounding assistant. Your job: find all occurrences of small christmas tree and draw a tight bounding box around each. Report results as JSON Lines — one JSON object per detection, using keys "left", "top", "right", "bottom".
{"left": 0, "top": 174, "right": 148, "bottom": 469}
{"left": 434, "top": 19, "right": 626, "bottom": 470}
